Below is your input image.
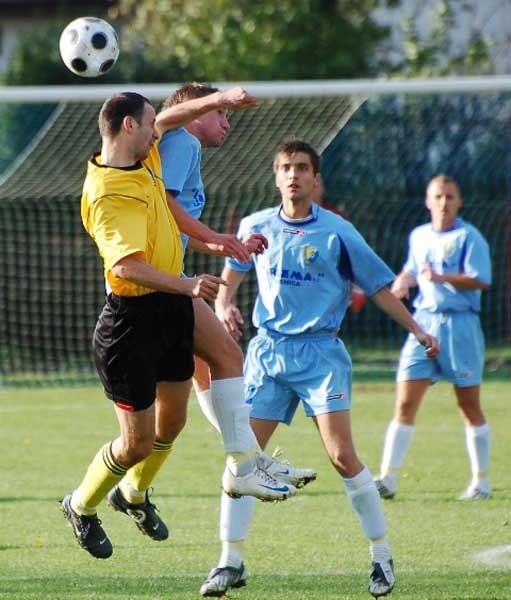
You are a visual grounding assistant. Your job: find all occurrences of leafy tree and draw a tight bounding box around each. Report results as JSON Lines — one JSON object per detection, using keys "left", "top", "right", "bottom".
{"left": 110, "top": 0, "right": 397, "bottom": 81}
{"left": 385, "top": 1, "right": 494, "bottom": 76}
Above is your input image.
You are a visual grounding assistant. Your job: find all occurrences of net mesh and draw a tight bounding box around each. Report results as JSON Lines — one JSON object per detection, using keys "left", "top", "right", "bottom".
{"left": 1, "top": 89, "right": 510, "bottom": 385}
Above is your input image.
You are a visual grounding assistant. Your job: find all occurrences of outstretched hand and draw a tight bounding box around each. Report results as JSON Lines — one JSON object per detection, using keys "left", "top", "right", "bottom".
{"left": 205, "top": 233, "right": 253, "bottom": 262}
{"left": 219, "top": 87, "right": 259, "bottom": 110}
{"left": 242, "top": 233, "right": 268, "bottom": 255}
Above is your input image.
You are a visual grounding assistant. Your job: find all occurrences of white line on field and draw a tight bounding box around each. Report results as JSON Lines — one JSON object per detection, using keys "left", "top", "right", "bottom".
{"left": 474, "top": 545, "right": 511, "bottom": 569}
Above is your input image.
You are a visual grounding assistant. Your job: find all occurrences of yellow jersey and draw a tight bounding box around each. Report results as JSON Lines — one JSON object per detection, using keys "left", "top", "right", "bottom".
{"left": 81, "top": 143, "right": 183, "bottom": 296}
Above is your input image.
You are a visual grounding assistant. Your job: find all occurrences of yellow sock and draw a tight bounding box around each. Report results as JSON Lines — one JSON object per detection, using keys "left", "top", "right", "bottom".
{"left": 119, "top": 441, "right": 173, "bottom": 504}
{"left": 72, "top": 442, "right": 127, "bottom": 515}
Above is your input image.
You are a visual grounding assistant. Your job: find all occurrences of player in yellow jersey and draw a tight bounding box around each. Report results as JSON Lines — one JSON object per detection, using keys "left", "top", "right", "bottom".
{"left": 61, "top": 90, "right": 297, "bottom": 560}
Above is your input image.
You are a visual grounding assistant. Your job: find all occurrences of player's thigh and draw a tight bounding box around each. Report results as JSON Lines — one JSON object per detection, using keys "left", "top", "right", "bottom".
{"left": 245, "top": 335, "right": 298, "bottom": 424}
{"left": 439, "top": 313, "right": 484, "bottom": 386}
{"left": 192, "top": 297, "right": 243, "bottom": 375}
{"left": 294, "top": 337, "right": 352, "bottom": 416}
{"left": 94, "top": 294, "right": 163, "bottom": 411}
{"left": 396, "top": 333, "right": 438, "bottom": 383}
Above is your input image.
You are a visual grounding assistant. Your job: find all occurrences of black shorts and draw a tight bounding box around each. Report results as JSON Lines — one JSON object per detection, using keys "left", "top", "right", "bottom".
{"left": 93, "top": 292, "right": 195, "bottom": 411}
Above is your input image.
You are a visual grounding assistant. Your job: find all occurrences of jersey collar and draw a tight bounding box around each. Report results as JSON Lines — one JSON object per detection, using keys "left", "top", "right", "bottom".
{"left": 278, "top": 202, "right": 318, "bottom": 225}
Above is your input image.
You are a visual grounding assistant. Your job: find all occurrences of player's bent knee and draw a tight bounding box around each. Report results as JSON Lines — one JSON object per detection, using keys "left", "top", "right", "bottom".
{"left": 197, "top": 335, "right": 243, "bottom": 373}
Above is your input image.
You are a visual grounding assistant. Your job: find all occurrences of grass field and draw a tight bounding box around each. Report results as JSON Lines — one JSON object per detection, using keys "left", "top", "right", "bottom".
{"left": 1, "top": 380, "right": 510, "bottom": 600}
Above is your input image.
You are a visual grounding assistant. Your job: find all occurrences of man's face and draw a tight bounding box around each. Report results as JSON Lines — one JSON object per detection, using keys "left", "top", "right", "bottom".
{"left": 194, "top": 108, "right": 230, "bottom": 148}
{"left": 275, "top": 151, "right": 319, "bottom": 203}
{"left": 132, "top": 102, "right": 158, "bottom": 161}
{"left": 425, "top": 180, "right": 462, "bottom": 230}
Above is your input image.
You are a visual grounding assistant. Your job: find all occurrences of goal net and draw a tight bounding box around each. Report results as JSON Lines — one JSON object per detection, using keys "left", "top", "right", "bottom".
{"left": 1, "top": 78, "right": 510, "bottom": 385}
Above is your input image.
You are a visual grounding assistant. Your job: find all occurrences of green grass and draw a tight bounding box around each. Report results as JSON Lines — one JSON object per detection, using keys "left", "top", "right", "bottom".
{"left": 1, "top": 381, "right": 510, "bottom": 599}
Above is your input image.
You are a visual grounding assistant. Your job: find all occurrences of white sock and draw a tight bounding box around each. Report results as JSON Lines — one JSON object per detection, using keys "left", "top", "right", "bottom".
{"left": 380, "top": 420, "right": 414, "bottom": 479}
{"left": 218, "top": 491, "right": 256, "bottom": 567}
{"left": 343, "top": 466, "right": 387, "bottom": 540}
{"left": 210, "top": 377, "right": 258, "bottom": 455}
{"left": 195, "top": 389, "right": 220, "bottom": 432}
{"left": 370, "top": 538, "right": 392, "bottom": 563}
{"left": 465, "top": 422, "right": 490, "bottom": 486}
{"left": 219, "top": 541, "right": 244, "bottom": 569}
{"left": 220, "top": 490, "right": 256, "bottom": 542}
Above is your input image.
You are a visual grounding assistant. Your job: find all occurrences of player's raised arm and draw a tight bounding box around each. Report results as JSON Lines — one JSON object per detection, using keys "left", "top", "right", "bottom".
{"left": 156, "top": 86, "right": 259, "bottom": 133}
{"left": 165, "top": 192, "right": 252, "bottom": 262}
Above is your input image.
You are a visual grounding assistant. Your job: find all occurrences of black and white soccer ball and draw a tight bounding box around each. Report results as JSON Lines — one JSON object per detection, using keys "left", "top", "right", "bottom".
{"left": 59, "top": 17, "right": 119, "bottom": 78}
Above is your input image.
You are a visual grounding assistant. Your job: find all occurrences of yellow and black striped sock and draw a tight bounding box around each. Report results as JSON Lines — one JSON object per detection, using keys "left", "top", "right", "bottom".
{"left": 72, "top": 442, "right": 128, "bottom": 515}
{"left": 120, "top": 441, "right": 173, "bottom": 504}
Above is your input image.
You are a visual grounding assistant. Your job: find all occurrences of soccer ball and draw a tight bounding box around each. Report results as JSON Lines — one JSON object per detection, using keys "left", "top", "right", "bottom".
{"left": 59, "top": 17, "right": 119, "bottom": 78}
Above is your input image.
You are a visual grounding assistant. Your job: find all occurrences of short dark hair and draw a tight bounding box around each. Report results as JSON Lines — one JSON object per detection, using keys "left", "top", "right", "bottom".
{"left": 98, "top": 92, "right": 152, "bottom": 137}
{"left": 273, "top": 139, "right": 320, "bottom": 174}
{"left": 427, "top": 174, "right": 461, "bottom": 196}
{"left": 162, "top": 82, "right": 219, "bottom": 109}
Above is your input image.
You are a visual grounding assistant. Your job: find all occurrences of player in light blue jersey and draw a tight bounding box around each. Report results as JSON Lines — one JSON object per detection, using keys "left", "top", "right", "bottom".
{"left": 156, "top": 84, "right": 316, "bottom": 507}
{"left": 200, "top": 140, "right": 439, "bottom": 599}
{"left": 374, "top": 175, "right": 492, "bottom": 502}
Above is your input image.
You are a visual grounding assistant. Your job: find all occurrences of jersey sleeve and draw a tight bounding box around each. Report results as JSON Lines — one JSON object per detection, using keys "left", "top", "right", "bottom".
{"left": 159, "top": 132, "right": 196, "bottom": 195}
{"left": 225, "top": 216, "right": 254, "bottom": 273}
{"left": 340, "top": 223, "right": 395, "bottom": 295}
{"left": 463, "top": 228, "right": 492, "bottom": 284}
{"left": 402, "top": 231, "right": 418, "bottom": 277}
{"left": 88, "top": 195, "right": 148, "bottom": 271}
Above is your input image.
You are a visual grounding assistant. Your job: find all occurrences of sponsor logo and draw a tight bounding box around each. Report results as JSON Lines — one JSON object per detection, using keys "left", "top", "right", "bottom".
{"left": 283, "top": 227, "right": 307, "bottom": 235}
{"left": 269, "top": 266, "right": 324, "bottom": 286}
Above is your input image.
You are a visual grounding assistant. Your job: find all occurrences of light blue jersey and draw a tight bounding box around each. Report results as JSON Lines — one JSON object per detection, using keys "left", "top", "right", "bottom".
{"left": 159, "top": 127, "right": 206, "bottom": 251}
{"left": 227, "top": 203, "right": 395, "bottom": 336}
{"left": 228, "top": 203, "right": 395, "bottom": 421}
{"left": 404, "top": 217, "right": 491, "bottom": 313}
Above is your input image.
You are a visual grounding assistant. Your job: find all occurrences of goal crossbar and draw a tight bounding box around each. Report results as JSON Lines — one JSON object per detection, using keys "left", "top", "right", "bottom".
{"left": 2, "top": 75, "right": 511, "bottom": 103}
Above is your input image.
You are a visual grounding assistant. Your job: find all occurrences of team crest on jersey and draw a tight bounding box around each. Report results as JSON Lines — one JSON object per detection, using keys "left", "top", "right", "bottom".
{"left": 441, "top": 240, "right": 456, "bottom": 259}
{"left": 302, "top": 244, "right": 319, "bottom": 265}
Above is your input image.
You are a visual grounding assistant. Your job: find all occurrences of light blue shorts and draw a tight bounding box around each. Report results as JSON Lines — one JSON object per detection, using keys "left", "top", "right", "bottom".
{"left": 397, "top": 310, "right": 484, "bottom": 387}
{"left": 244, "top": 330, "right": 352, "bottom": 424}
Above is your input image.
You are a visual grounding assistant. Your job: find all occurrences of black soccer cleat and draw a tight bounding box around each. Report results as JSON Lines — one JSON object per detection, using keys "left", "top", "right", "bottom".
{"left": 107, "top": 485, "right": 168, "bottom": 541}
{"left": 60, "top": 493, "right": 113, "bottom": 559}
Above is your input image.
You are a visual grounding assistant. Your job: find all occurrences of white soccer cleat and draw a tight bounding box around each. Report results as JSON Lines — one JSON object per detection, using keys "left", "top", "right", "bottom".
{"left": 458, "top": 483, "right": 492, "bottom": 500}
{"left": 222, "top": 463, "right": 297, "bottom": 502}
{"left": 369, "top": 558, "right": 395, "bottom": 598}
{"left": 257, "top": 448, "right": 317, "bottom": 488}
{"left": 199, "top": 563, "right": 247, "bottom": 597}
{"left": 374, "top": 475, "right": 396, "bottom": 500}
